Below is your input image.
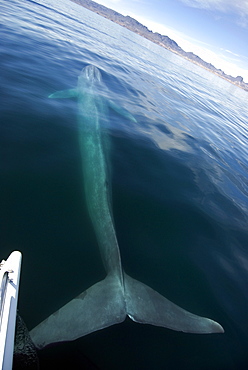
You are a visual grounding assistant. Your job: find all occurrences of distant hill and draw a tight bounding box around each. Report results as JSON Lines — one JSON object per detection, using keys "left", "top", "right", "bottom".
{"left": 71, "top": 0, "right": 248, "bottom": 92}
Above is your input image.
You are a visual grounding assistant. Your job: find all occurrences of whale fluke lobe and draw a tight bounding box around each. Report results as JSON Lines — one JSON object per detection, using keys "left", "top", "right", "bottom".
{"left": 30, "top": 65, "right": 223, "bottom": 349}
{"left": 124, "top": 273, "right": 224, "bottom": 334}
{"left": 30, "top": 275, "right": 126, "bottom": 349}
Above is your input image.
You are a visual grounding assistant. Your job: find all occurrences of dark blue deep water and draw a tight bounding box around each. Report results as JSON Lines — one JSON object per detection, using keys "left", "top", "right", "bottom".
{"left": 1, "top": 0, "right": 248, "bottom": 368}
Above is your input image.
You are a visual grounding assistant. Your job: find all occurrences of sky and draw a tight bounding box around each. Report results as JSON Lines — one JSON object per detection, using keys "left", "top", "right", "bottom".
{"left": 94, "top": 0, "right": 248, "bottom": 82}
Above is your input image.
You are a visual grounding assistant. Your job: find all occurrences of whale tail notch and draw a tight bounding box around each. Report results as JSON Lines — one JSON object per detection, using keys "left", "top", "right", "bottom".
{"left": 30, "top": 273, "right": 223, "bottom": 349}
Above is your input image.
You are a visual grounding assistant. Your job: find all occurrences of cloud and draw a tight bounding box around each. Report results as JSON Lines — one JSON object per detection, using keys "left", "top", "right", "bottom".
{"left": 179, "top": 0, "right": 248, "bottom": 16}
{"left": 179, "top": 0, "right": 248, "bottom": 29}
{"left": 221, "top": 49, "right": 243, "bottom": 58}
{"left": 179, "top": 0, "right": 225, "bottom": 11}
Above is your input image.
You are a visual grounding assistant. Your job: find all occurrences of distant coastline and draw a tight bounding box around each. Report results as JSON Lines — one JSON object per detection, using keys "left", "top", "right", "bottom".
{"left": 71, "top": 0, "right": 248, "bottom": 92}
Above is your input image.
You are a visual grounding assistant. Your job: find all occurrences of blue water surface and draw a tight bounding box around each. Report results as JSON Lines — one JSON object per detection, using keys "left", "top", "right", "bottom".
{"left": 1, "top": 0, "right": 248, "bottom": 369}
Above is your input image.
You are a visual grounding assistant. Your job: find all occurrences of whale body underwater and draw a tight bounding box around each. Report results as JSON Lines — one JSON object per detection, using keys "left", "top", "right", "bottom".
{"left": 30, "top": 65, "right": 223, "bottom": 349}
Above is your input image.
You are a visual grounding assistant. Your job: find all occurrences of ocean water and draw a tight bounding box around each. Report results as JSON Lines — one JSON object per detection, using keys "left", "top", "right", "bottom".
{"left": 1, "top": 0, "right": 248, "bottom": 369}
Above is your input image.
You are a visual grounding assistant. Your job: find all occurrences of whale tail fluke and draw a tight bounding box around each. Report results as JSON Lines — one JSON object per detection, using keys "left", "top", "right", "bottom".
{"left": 30, "top": 273, "right": 223, "bottom": 349}
{"left": 124, "top": 273, "right": 224, "bottom": 334}
{"left": 30, "top": 275, "right": 126, "bottom": 349}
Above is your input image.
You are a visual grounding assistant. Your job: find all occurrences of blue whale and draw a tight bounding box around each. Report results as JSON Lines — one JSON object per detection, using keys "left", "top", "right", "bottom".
{"left": 30, "top": 65, "right": 223, "bottom": 349}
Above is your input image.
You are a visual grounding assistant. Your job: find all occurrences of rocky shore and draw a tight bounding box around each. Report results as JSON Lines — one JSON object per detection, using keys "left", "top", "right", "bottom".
{"left": 71, "top": 0, "right": 248, "bottom": 92}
